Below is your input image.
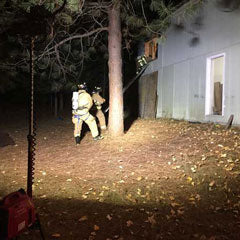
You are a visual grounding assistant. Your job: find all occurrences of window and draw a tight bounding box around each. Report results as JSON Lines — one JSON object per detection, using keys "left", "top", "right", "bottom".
{"left": 205, "top": 54, "right": 225, "bottom": 116}
{"left": 144, "top": 38, "right": 158, "bottom": 60}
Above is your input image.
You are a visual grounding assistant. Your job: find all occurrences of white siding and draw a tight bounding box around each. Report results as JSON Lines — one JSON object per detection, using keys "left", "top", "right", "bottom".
{"left": 142, "top": 0, "right": 240, "bottom": 124}
{"left": 173, "top": 61, "right": 190, "bottom": 119}
{"left": 161, "top": 65, "right": 174, "bottom": 118}
{"left": 188, "top": 56, "right": 206, "bottom": 121}
{"left": 228, "top": 45, "right": 240, "bottom": 124}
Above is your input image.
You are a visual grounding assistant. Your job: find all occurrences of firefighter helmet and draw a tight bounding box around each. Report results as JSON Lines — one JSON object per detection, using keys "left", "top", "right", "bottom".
{"left": 92, "top": 86, "right": 102, "bottom": 94}
{"left": 78, "top": 82, "right": 87, "bottom": 90}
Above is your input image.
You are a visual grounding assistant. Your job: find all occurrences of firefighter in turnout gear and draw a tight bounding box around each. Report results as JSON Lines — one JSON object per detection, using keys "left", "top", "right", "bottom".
{"left": 72, "top": 83, "right": 103, "bottom": 145}
{"left": 136, "top": 55, "right": 147, "bottom": 74}
{"left": 92, "top": 86, "right": 107, "bottom": 130}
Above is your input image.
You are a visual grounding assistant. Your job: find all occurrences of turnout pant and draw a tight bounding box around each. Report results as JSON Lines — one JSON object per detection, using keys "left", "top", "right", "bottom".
{"left": 96, "top": 108, "right": 106, "bottom": 129}
{"left": 72, "top": 113, "right": 99, "bottom": 138}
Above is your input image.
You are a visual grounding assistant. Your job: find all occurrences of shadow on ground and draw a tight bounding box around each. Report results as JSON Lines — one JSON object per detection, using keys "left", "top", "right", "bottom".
{"left": 0, "top": 189, "right": 239, "bottom": 240}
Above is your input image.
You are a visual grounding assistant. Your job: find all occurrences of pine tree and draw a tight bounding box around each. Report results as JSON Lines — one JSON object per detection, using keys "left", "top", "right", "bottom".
{"left": 0, "top": 0, "right": 204, "bottom": 135}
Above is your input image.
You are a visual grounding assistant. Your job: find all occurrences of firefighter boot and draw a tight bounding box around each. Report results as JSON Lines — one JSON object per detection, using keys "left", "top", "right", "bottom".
{"left": 93, "top": 135, "right": 104, "bottom": 141}
{"left": 75, "top": 136, "right": 80, "bottom": 145}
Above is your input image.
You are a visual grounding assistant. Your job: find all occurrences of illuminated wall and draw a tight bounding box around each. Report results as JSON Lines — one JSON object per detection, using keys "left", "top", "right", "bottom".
{"left": 141, "top": 0, "right": 240, "bottom": 124}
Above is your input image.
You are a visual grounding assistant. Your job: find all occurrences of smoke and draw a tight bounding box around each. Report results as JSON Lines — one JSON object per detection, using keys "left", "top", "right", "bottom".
{"left": 173, "top": 22, "right": 185, "bottom": 32}
{"left": 189, "top": 36, "right": 200, "bottom": 47}
{"left": 192, "top": 15, "right": 204, "bottom": 30}
{"left": 216, "top": 0, "right": 240, "bottom": 12}
{"left": 173, "top": 21, "right": 201, "bottom": 47}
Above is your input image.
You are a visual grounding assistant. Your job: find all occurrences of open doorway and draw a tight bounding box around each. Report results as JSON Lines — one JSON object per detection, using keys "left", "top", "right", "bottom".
{"left": 205, "top": 54, "right": 225, "bottom": 116}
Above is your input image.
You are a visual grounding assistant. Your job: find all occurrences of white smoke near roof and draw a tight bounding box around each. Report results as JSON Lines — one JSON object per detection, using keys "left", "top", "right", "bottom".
{"left": 216, "top": 0, "right": 240, "bottom": 12}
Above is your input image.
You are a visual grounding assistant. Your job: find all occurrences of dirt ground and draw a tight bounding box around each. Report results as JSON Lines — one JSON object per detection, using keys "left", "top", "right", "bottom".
{"left": 1, "top": 116, "right": 240, "bottom": 240}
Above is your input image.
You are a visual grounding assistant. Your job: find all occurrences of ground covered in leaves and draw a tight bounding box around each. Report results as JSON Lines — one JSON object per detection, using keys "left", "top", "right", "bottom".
{"left": 1, "top": 117, "right": 240, "bottom": 240}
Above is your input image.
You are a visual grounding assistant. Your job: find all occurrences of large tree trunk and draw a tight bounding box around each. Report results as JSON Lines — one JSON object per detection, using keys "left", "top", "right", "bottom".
{"left": 108, "top": 3, "right": 124, "bottom": 136}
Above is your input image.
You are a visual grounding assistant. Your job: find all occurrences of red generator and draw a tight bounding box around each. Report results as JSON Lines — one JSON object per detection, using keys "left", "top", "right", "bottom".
{"left": 0, "top": 188, "right": 36, "bottom": 240}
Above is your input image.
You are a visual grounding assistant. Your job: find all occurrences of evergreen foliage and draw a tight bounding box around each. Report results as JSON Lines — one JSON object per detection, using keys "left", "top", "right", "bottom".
{"left": 0, "top": 0, "right": 203, "bottom": 94}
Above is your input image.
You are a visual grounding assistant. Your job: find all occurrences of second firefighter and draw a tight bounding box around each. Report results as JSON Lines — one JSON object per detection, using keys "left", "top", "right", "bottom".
{"left": 91, "top": 86, "right": 107, "bottom": 130}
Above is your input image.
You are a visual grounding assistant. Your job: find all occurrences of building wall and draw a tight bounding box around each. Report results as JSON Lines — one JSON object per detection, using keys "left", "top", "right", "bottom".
{"left": 141, "top": 0, "right": 240, "bottom": 124}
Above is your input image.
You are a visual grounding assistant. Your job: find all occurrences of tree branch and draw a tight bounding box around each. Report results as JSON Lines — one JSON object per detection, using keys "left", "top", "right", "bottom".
{"left": 42, "top": 27, "right": 108, "bottom": 57}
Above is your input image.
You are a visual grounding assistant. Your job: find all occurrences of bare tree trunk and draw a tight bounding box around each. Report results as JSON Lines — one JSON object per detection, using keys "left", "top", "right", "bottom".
{"left": 59, "top": 92, "right": 64, "bottom": 112}
{"left": 54, "top": 92, "right": 58, "bottom": 117}
{"left": 108, "top": 3, "right": 124, "bottom": 136}
{"left": 50, "top": 93, "right": 53, "bottom": 114}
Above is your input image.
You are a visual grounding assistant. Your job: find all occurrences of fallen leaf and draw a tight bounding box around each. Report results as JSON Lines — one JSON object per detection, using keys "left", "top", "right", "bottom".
{"left": 177, "top": 209, "right": 184, "bottom": 215}
{"left": 94, "top": 225, "right": 100, "bottom": 231}
{"left": 225, "top": 164, "right": 234, "bottom": 171}
{"left": 126, "top": 220, "right": 133, "bottom": 227}
{"left": 171, "top": 202, "right": 180, "bottom": 207}
{"left": 189, "top": 197, "right": 195, "bottom": 201}
{"left": 170, "top": 209, "right": 175, "bottom": 215}
{"left": 191, "top": 167, "right": 196, "bottom": 173}
{"left": 209, "top": 180, "right": 215, "bottom": 187}
{"left": 79, "top": 216, "right": 88, "bottom": 222}
{"left": 51, "top": 233, "right": 61, "bottom": 238}
{"left": 195, "top": 194, "right": 201, "bottom": 201}
{"left": 147, "top": 215, "right": 156, "bottom": 225}
{"left": 172, "top": 165, "right": 181, "bottom": 170}
{"left": 99, "top": 191, "right": 104, "bottom": 196}
{"left": 187, "top": 177, "right": 192, "bottom": 182}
